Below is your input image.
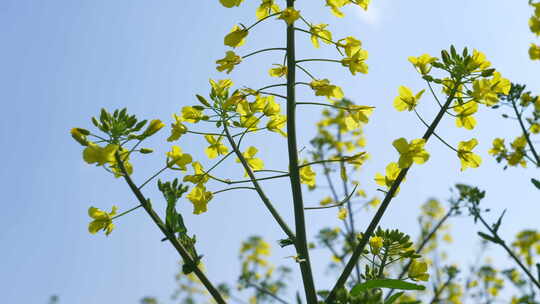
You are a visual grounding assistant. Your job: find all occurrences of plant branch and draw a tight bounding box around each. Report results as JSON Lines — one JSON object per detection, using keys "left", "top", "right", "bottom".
{"left": 114, "top": 153, "right": 226, "bottom": 304}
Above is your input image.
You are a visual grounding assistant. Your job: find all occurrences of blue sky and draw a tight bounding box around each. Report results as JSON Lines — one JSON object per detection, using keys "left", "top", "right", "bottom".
{"left": 1, "top": 1, "right": 539, "bottom": 303}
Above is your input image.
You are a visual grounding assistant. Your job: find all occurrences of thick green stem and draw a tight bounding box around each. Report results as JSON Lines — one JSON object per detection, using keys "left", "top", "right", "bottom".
{"left": 114, "top": 153, "right": 226, "bottom": 304}
{"left": 326, "top": 82, "right": 461, "bottom": 303}
{"left": 286, "top": 1, "right": 318, "bottom": 302}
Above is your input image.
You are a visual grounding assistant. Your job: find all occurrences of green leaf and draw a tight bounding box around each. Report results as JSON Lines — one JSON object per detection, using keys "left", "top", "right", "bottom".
{"left": 196, "top": 94, "right": 211, "bottom": 107}
{"left": 477, "top": 231, "right": 500, "bottom": 244}
{"left": 350, "top": 279, "right": 425, "bottom": 296}
{"left": 384, "top": 292, "right": 404, "bottom": 304}
{"left": 531, "top": 178, "right": 540, "bottom": 190}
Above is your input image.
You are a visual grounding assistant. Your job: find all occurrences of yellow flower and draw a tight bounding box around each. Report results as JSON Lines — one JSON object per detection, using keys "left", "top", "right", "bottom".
{"left": 374, "top": 162, "right": 403, "bottom": 194}
{"left": 219, "top": 0, "right": 243, "bottom": 8}
{"left": 343, "top": 106, "right": 373, "bottom": 131}
{"left": 488, "top": 138, "right": 506, "bottom": 156}
{"left": 204, "top": 135, "right": 229, "bottom": 159}
{"left": 181, "top": 106, "right": 204, "bottom": 123}
{"left": 393, "top": 137, "right": 430, "bottom": 168}
{"left": 530, "top": 123, "right": 540, "bottom": 134}
{"left": 142, "top": 119, "right": 165, "bottom": 137}
{"left": 262, "top": 95, "right": 281, "bottom": 116}
{"left": 354, "top": 0, "right": 370, "bottom": 10}
{"left": 310, "top": 24, "right": 333, "bottom": 48}
{"left": 325, "top": 0, "right": 347, "bottom": 17}
{"left": 471, "top": 72, "right": 510, "bottom": 106}
{"left": 457, "top": 139, "right": 482, "bottom": 171}
{"left": 300, "top": 164, "right": 316, "bottom": 187}
{"left": 256, "top": 0, "right": 280, "bottom": 20}
{"left": 337, "top": 208, "right": 347, "bottom": 220}
{"left": 88, "top": 206, "right": 118, "bottom": 235}
{"left": 408, "top": 260, "right": 430, "bottom": 281}
{"left": 277, "top": 7, "right": 300, "bottom": 25}
{"left": 369, "top": 236, "right": 383, "bottom": 255}
{"left": 224, "top": 25, "right": 248, "bottom": 48}
{"left": 187, "top": 184, "right": 213, "bottom": 215}
{"left": 468, "top": 49, "right": 491, "bottom": 72}
{"left": 183, "top": 161, "right": 210, "bottom": 185}
{"left": 166, "top": 146, "right": 193, "bottom": 170}
{"left": 529, "top": 16, "right": 540, "bottom": 35}
{"left": 83, "top": 143, "right": 118, "bottom": 166}
{"left": 268, "top": 64, "right": 287, "bottom": 78}
{"left": 210, "top": 78, "right": 234, "bottom": 97}
{"left": 237, "top": 146, "right": 264, "bottom": 174}
{"left": 453, "top": 101, "right": 478, "bottom": 130}
{"left": 310, "top": 79, "right": 344, "bottom": 99}
{"left": 408, "top": 54, "right": 438, "bottom": 75}
{"left": 267, "top": 114, "right": 287, "bottom": 137}
{"left": 393, "top": 86, "right": 425, "bottom": 112}
{"left": 167, "top": 114, "right": 188, "bottom": 142}
{"left": 341, "top": 49, "right": 369, "bottom": 75}
{"left": 530, "top": 44, "right": 540, "bottom": 60}
{"left": 216, "top": 51, "right": 242, "bottom": 74}
{"left": 71, "top": 128, "right": 89, "bottom": 146}
{"left": 320, "top": 196, "right": 333, "bottom": 206}
{"left": 337, "top": 36, "right": 361, "bottom": 57}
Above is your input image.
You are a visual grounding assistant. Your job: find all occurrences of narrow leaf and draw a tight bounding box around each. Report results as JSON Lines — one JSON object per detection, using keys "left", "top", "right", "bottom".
{"left": 384, "top": 292, "right": 404, "bottom": 304}
{"left": 531, "top": 178, "right": 540, "bottom": 190}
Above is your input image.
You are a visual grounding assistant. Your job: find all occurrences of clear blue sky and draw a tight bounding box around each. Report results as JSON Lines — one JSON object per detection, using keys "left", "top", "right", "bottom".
{"left": 1, "top": 1, "right": 538, "bottom": 303}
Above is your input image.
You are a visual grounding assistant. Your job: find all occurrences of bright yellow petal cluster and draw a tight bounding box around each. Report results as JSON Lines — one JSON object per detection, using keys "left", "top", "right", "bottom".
{"left": 237, "top": 146, "right": 264, "bottom": 174}
{"left": 167, "top": 114, "right": 188, "bottom": 142}
{"left": 181, "top": 106, "right": 205, "bottom": 123}
{"left": 453, "top": 101, "right": 478, "bottom": 130}
{"left": 256, "top": 0, "right": 280, "bottom": 20}
{"left": 216, "top": 51, "right": 242, "bottom": 74}
{"left": 393, "top": 137, "right": 430, "bottom": 168}
{"left": 529, "top": 43, "right": 540, "bottom": 60}
{"left": 210, "top": 78, "right": 234, "bottom": 97}
{"left": 337, "top": 36, "right": 361, "bottom": 57}
{"left": 369, "top": 236, "right": 383, "bottom": 255}
{"left": 325, "top": 0, "right": 370, "bottom": 17}
{"left": 468, "top": 49, "right": 491, "bottom": 72}
{"left": 530, "top": 15, "right": 540, "bottom": 35}
{"left": 204, "top": 135, "right": 229, "bottom": 159}
{"left": 393, "top": 86, "right": 425, "bottom": 112}
{"left": 277, "top": 7, "right": 300, "bottom": 25}
{"left": 268, "top": 64, "right": 287, "bottom": 78}
{"left": 166, "top": 146, "right": 193, "bottom": 170}
{"left": 310, "top": 24, "right": 333, "bottom": 48}
{"left": 337, "top": 208, "right": 347, "bottom": 220}
{"left": 299, "top": 164, "right": 316, "bottom": 187}
{"left": 83, "top": 143, "right": 118, "bottom": 166}
{"left": 183, "top": 161, "right": 210, "bottom": 185}
{"left": 142, "top": 119, "right": 165, "bottom": 137}
{"left": 457, "top": 138, "right": 482, "bottom": 171}
{"left": 224, "top": 25, "right": 248, "bottom": 48}
{"left": 267, "top": 114, "right": 287, "bottom": 137}
{"left": 408, "top": 54, "right": 438, "bottom": 75}
{"left": 187, "top": 184, "right": 213, "bottom": 214}
{"left": 408, "top": 260, "right": 430, "bottom": 281}
{"left": 88, "top": 206, "right": 118, "bottom": 235}
{"left": 471, "top": 72, "right": 511, "bottom": 106}
{"left": 374, "top": 162, "right": 402, "bottom": 194}
{"left": 219, "top": 0, "right": 243, "bottom": 8}
{"left": 310, "top": 79, "right": 344, "bottom": 99}
{"left": 341, "top": 49, "right": 369, "bottom": 75}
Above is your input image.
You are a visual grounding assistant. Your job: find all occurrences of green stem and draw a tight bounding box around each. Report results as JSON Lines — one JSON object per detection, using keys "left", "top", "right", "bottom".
{"left": 114, "top": 153, "right": 226, "bottom": 304}
{"left": 222, "top": 117, "right": 296, "bottom": 241}
{"left": 111, "top": 204, "right": 143, "bottom": 220}
{"left": 326, "top": 80, "right": 461, "bottom": 303}
{"left": 138, "top": 166, "right": 168, "bottom": 190}
{"left": 512, "top": 99, "right": 540, "bottom": 166}
{"left": 212, "top": 186, "right": 256, "bottom": 195}
{"left": 246, "top": 12, "right": 281, "bottom": 31}
{"left": 242, "top": 47, "right": 287, "bottom": 59}
{"left": 285, "top": 2, "right": 318, "bottom": 302}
